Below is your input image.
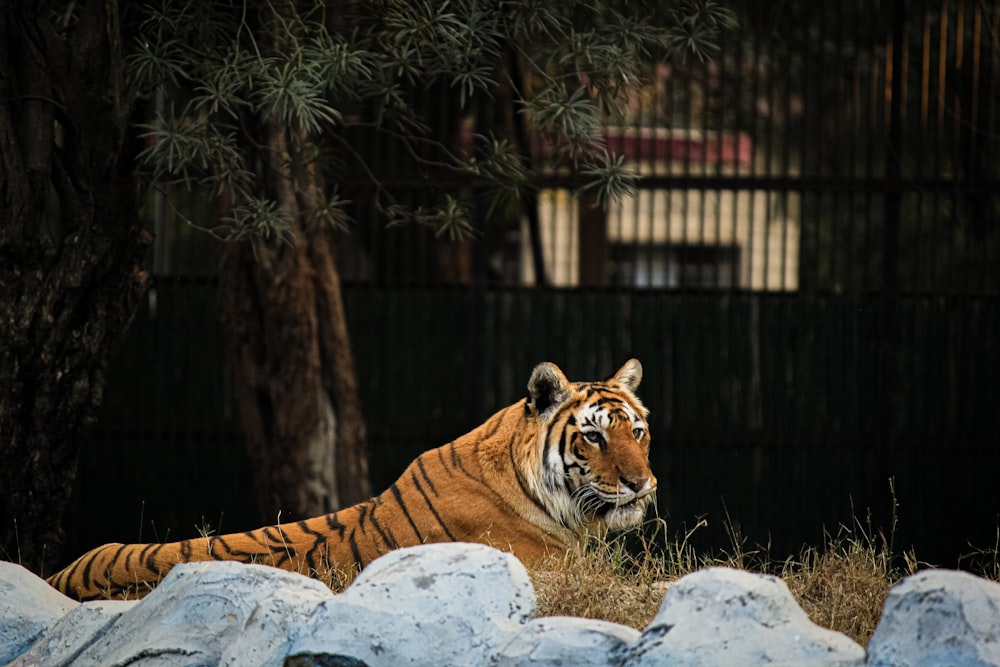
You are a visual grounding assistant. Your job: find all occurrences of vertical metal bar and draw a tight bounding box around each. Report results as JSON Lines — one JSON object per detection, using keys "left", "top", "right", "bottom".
{"left": 912, "top": 12, "right": 933, "bottom": 292}
{"left": 732, "top": 16, "right": 747, "bottom": 290}
{"left": 578, "top": 194, "right": 608, "bottom": 287}
{"left": 760, "top": 31, "right": 776, "bottom": 290}
{"left": 969, "top": 2, "right": 983, "bottom": 293}
{"left": 746, "top": 21, "right": 762, "bottom": 290}
{"left": 855, "top": 2, "right": 874, "bottom": 292}
{"left": 836, "top": 1, "right": 852, "bottom": 292}
{"left": 930, "top": 2, "right": 949, "bottom": 290}
{"left": 778, "top": 25, "right": 795, "bottom": 292}
{"left": 681, "top": 58, "right": 694, "bottom": 288}
{"left": 665, "top": 50, "right": 680, "bottom": 287}
{"left": 986, "top": 3, "right": 1000, "bottom": 294}
{"left": 878, "top": 0, "right": 905, "bottom": 495}
{"left": 697, "top": 62, "right": 709, "bottom": 288}
{"left": 712, "top": 55, "right": 725, "bottom": 289}
{"left": 508, "top": 51, "right": 547, "bottom": 287}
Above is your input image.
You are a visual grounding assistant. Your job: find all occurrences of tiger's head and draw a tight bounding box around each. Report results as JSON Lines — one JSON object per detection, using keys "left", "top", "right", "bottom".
{"left": 525, "top": 359, "right": 657, "bottom": 536}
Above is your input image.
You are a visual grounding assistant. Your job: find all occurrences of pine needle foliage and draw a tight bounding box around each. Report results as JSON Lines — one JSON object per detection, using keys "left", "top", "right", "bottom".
{"left": 125, "top": 0, "right": 737, "bottom": 242}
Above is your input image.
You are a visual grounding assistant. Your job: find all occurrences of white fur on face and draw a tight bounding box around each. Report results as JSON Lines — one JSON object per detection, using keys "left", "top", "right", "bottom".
{"left": 538, "top": 398, "right": 651, "bottom": 534}
{"left": 576, "top": 402, "right": 646, "bottom": 447}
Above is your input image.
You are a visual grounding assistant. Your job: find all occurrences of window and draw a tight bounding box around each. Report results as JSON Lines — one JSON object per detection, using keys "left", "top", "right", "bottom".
{"left": 610, "top": 243, "right": 740, "bottom": 288}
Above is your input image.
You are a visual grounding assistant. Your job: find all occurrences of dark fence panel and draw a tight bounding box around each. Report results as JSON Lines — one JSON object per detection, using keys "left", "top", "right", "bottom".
{"left": 65, "top": 0, "right": 1000, "bottom": 570}
{"left": 67, "top": 282, "right": 1000, "bottom": 565}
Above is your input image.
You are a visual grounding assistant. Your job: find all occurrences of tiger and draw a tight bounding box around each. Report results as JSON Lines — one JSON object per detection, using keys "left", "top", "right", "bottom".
{"left": 47, "top": 359, "right": 657, "bottom": 601}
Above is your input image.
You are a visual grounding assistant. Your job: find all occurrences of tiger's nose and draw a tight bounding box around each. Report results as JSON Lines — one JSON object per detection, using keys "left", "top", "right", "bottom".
{"left": 621, "top": 475, "right": 653, "bottom": 494}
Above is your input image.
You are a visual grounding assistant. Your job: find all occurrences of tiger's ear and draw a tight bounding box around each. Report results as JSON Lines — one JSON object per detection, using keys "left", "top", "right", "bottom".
{"left": 610, "top": 358, "right": 642, "bottom": 392}
{"left": 527, "top": 362, "right": 571, "bottom": 419}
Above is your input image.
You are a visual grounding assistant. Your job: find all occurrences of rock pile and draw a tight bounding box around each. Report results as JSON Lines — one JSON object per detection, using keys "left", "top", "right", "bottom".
{"left": 2, "top": 542, "right": 999, "bottom": 666}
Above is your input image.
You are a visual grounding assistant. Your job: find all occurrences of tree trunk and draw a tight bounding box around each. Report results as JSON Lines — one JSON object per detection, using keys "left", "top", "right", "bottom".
{"left": 0, "top": 2, "right": 148, "bottom": 574}
{"left": 219, "top": 121, "right": 370, "bottom": 522}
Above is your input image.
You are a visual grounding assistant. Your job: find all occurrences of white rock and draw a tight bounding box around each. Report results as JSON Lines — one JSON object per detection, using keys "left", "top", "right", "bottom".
{"left": 866, "top": 569, "right": 1000, "bottom": 667}
{"left": 0, "top": 561, "right": 79, "bottom": 664}
{"left": 65, "top": 560, "right": 334, "bottom": 667}
{"left": 620, "top": 566, "right": 865, "bottom": 667}
{"left": 492, "top": 615, "right": 640, "bottom": 666}
{"left": 220, "top": 579, "right": 337, "bottom": 667}
{"left": 288, "top": 542, "right": 536, "bottom": 667}
{"left": 8, "top": 599, "right": 137, "bottom": 666}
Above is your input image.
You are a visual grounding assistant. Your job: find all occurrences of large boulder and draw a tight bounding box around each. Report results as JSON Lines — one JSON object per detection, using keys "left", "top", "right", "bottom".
{"left": 620, "top": 566, "right": 865, "bottom": 666}
{"left": 866, "top": 569, "right": 1000, "bottom": 667}
{"left": 58, "top": 560, "right": 333, "bottom": 667}
{"left": 0, "top": 561, "right": 80, "bottom": 664}
{"left": 287, "top": 542, "right": 536, "bottom": 667}
{"left": 8, "top": 547, "right": 1000, "bottom": 667}
{"left": 8, "top": 599, "right": 136, "bottom": 667}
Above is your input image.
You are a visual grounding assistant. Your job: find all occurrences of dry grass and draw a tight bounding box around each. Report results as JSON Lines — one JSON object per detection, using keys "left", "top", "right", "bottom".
{"left": 529, "top": 539, "right": 671, "bottom": 629}
{"left": 780, "top": 527, "right": 914, "bottom": 645}
{"left": 530, "top": 517, "right": 741, "bottom": 630}
{"left": 526, "top": 515, "right": 992, "bottom": 648}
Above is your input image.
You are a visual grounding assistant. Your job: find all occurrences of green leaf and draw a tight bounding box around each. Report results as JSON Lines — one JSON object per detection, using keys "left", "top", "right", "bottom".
{"left": 255, "top": 60, "right": 343, "bottom": 133}
{"left": 578, "top": 150, "right": 639, "bottom": 209}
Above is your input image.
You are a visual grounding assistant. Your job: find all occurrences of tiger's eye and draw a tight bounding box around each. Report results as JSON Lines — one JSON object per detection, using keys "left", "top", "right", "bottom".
{"left": 633, "top": 428, "right": 645, "bottom": 441}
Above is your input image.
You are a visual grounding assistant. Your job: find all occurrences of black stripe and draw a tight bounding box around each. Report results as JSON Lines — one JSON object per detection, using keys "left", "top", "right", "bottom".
{"left": 207, "top": 536, "right": 225, "bottom": 560}
{"left": 508, "top": 433, "right": 554, "bottom": 518}
{"left": 356, "top": 504, "right": 369, "bottom": 534}
{"left": 50, "top": 564, "right": 68, "bottom": 592}
{"left": 540, "top": 420, "right": 557, "bottom": 449}
{"left": 271, "top": 552, "right": 287, "bottom": 567}
{"left": 296, "top": 520, "right": 329, "bottom": 572}
{"left": 411, "top": 472, "right": 457, "bottom": 540}
{"left": 144, "top": 544, "right": 166, "bottom": 576}
{"left": 368, "top": 505, "right": 398, "bottom": 550}
{"left": 416, "top": 456, "right": 439, "bottom": 495}
{"left": 225, "top": 547, "right": 269, "bottom": 562}
{"left": 545, "top": 427, "right": 570, "bottom": 491}
{"left": 263, "top": 525, "right": 291, "bottom": 547}
{"left": 436, "top": 446, "right": 453, "bottom": 476}
{"left": 211, "top": 535, "right": 234, "bottom": 560}
{"left": 325, "top": 512, "right": 347, "bottom": 539}
{"left": 106, "top": 544, "right": 129, "bottom": 586}
{"left": 481, "top": 411, "right": 505, "bottom": 439}
{"left": 180, "top": 540, "right": 192, "bottom": 561}
{"left": 78, "top": 546, "right": 105, "bottom": 592}
{"left": 389, "top": 483, "right": 423, "bottom": 543}
{"left": 348, "top": 530, "right": 363, "bottom": 567}
{"left": 110, "top": 544, "right": 134, "bottom": 579}
{"left": 123, "top": 545, "right": 136, "bottom": 574}
{"left": 448, "top": 441, "right": 468, "bottom": 475}
{"left": 60, "top": 547, "right": 93, "bottom": 594}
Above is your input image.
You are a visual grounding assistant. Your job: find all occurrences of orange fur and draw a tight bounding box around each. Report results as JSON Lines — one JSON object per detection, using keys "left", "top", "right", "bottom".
{"left": 47, "top": 360, "right": 657, "bottom": 600}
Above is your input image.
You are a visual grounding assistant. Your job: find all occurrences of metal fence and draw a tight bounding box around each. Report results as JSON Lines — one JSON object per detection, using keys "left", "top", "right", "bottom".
{"left": 68, "top": 0, "right": 1000, "bottom": 566}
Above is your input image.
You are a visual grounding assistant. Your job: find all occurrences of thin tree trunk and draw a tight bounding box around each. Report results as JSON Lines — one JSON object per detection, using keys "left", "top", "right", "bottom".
{"left": 218, "top": 119, "right": 370, "bottom": 522}
{"left": 0, "top": 1, "right": 148, "bottom": 574}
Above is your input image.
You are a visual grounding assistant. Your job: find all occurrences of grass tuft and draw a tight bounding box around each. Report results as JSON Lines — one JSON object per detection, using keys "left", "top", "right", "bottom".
{"left": 530, "top": 531, "right": 672, "bottom": 629}
{"left": 525, "top": 512, "right": 986, "bottom": 648}
{"left": 780, "top": 525, "right": 913, "bottom": 645}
